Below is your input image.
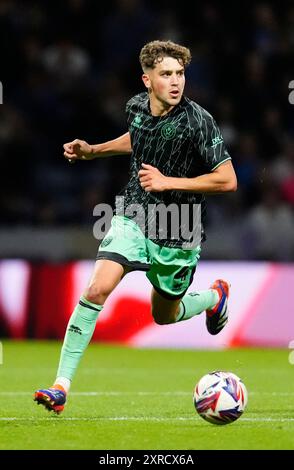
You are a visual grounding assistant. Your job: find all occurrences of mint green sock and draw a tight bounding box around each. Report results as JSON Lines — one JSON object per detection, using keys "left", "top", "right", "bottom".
{"left": 176, "top": 290, "right": 219, "bottom": 322}
{"left": 57, "top": 296, "right": 103, "bottom": 381}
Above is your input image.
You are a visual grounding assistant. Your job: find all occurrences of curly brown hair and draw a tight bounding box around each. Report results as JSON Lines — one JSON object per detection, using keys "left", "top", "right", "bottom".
{"left": 139, "top": 40, "right": 191, "bottom": 71}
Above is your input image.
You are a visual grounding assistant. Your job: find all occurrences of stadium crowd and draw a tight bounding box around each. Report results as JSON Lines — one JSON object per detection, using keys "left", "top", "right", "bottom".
{"left": 0, "top": 0, "right": 294, "bottom": 260}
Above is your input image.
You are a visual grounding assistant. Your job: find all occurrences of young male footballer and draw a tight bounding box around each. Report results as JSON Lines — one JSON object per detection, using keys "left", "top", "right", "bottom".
{"left": 34, "top": 40, "right": 237, "bottom": 414}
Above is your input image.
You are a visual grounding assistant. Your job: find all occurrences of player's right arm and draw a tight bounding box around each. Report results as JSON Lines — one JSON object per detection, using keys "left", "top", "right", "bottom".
{"left": 63, "top": 132, "right": 132, "bottom": 161}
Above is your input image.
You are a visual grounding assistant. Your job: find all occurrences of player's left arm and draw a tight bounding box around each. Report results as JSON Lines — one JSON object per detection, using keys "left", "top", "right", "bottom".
{"left": 138, "top": 160, "right": 237, "bottom": 193}
{"left": 178, "top": 112, "right": 238, "bottom": 194}
{"left": 166, "top": 159, "right": 237, "bottom": 193}
{"left": 138, "top": 112, "right": 237, "bottom": 193}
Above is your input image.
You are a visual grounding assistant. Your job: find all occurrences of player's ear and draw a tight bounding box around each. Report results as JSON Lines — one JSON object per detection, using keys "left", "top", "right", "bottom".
{"left": 142, "top": 73, "right": 151, "bottom": 89}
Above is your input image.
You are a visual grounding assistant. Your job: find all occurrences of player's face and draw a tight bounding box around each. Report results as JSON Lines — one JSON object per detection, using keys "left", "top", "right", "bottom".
{"left": 142, "top": 57, "right": 185, "bottom": 114}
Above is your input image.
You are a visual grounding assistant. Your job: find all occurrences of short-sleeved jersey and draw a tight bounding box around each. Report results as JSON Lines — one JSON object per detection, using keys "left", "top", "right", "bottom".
{"left": 117, "top": 92, "right": 231, "bottom": 248}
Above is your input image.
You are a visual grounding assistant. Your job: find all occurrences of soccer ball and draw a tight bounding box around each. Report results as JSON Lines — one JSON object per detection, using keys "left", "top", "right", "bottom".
{"left": 193, "top": 371, "right": 248, "bottom": 425}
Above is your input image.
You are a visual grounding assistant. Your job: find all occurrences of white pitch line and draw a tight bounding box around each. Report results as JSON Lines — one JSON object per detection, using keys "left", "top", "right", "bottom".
{"left": 0, "top": 391, "right": 294, "bottom": 396}
{"left": 0, "top": 391, "right": 188, "bottom": 396}
{"left": 0, "top": 416, "right": 294, "bottom": 423}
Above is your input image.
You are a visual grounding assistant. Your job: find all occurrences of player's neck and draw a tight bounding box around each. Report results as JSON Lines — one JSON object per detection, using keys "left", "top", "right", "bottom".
{"left": 149, "top": 97, "right": 174, "bottom": 117}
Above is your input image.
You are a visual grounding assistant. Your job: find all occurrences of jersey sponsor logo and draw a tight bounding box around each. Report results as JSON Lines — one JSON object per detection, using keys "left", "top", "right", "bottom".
{"left": 211, "top": 136, "right": 223, "bottom": 148}
{"left": 161, "top": 123, "right": 176, "bottom": 140}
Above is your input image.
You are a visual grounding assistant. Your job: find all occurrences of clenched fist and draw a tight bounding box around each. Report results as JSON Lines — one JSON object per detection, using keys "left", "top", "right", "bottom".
{"left": 63, "top": 139, "right": 95, "bottom": 161}
{"left": 138, "top": 163, "right": 170, "bottom": 192}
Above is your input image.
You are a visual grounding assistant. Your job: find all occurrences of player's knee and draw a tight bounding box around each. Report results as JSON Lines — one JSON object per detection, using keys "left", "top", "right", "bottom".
{"left": 83, "top": 284, "right": 112, "bottom": 305}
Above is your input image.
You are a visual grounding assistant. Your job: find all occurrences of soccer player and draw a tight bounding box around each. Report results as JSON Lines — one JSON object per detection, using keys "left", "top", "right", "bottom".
{"left": 34, "top": 40, "right": 237, "bottom": 414}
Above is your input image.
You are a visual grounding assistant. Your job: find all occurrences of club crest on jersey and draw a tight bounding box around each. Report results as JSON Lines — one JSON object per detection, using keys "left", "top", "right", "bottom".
{"left": 161, "top": 123, "right": 176, "bottom": 140}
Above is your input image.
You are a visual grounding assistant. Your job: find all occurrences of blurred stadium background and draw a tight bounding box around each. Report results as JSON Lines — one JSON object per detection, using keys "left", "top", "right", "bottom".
{"left": 0, "top": 0, "right": 293, "bottom": 349}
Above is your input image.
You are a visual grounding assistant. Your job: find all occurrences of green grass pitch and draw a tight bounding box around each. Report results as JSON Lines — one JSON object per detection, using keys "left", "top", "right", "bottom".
{"left": 0, "top": 341, "right": 294, "bottom": 449}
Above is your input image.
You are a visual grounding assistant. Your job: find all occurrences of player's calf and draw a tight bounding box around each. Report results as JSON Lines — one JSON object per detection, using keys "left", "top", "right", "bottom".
{"left": 151, "top": 288, "right": 181, "bottom": 324}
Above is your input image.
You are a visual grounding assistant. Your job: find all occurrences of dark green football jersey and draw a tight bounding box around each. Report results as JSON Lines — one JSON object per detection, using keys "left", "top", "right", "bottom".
{"left": 118, "top": 92, "right": 231, "bottom": 248}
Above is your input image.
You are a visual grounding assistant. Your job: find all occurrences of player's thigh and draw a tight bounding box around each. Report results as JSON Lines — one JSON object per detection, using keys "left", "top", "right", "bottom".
{"left": 151, "top": 287, "right": 181, "bottom": 325}
{"left": 84, "top": 259, "right": 131, "bottom": 304}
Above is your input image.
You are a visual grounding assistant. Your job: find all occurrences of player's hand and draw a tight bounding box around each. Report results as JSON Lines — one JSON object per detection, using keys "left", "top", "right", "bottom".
{"left": 63, "top": 139, "right": 95, "bottom": 162}
{"left": 138, "top": 163, "right": 170, "bottom": 192}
